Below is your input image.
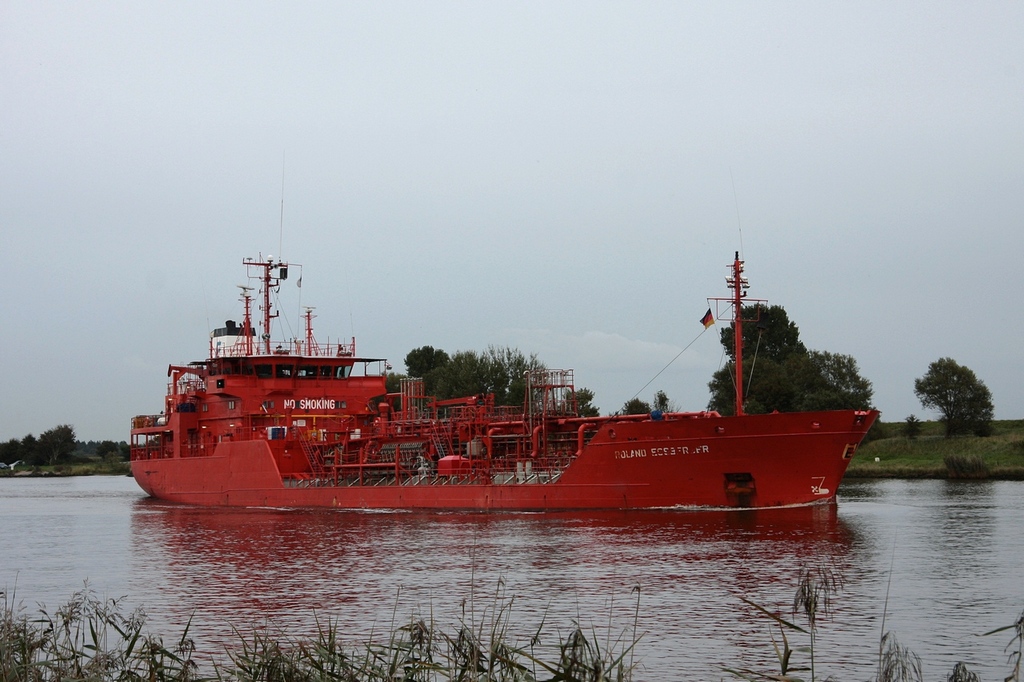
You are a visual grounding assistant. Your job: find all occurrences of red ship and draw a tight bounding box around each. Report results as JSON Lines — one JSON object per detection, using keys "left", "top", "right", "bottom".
{"left": 130, "top": 253, "right": 878, "bottom": 510}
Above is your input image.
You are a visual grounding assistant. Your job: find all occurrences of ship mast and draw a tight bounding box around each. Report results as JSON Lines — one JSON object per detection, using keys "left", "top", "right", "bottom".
{"left": 244, "top": 256, "right": 289, "bottom": 354}
{"left": 238, "top": 285, "right": 254, "bottom": 356}
{"left": 718, "top": 251, "right": 760, "bottom": 417}
{"left": 725, "top": 253, "right": 748, "bottom": 415}
{"left": 303, "top": 306, "right": 317, "bottom": 355}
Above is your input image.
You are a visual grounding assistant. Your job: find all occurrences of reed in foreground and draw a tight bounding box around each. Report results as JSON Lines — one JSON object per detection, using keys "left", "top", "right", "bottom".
{"left": 726, "top": 566, "right": 1024, "bottom": 682}
{"left": 6, "top": 580, "right": 1023, "bottom": 682}
{"left": 1, "top": 584, "right": 641, "bottom": 682}
{"left": 0, "top": 587, "right": 198, "bottom": 682}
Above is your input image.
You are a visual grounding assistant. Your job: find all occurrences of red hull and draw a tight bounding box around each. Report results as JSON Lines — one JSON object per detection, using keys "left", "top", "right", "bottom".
{"left": 132, "top": 409, "right": 875, "bottom": 510}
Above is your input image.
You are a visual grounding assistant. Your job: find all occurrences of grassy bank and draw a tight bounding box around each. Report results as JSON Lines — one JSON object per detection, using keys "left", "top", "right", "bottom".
{"left": 848, "top": 419, "right": 1024, "bottom": 479}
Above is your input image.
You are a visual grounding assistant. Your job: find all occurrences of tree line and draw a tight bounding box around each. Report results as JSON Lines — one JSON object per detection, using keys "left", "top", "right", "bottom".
{"left": 0, "top": 425, "right": 129, "bottom": 468}
{"left": 705, "top": 304, "right": 994, "bottom": 437}
{"left": 707, "top": 304, "right": 874, "bottom": 414}
{"left": 394, "top": 304, "right": 996, "bottom": 438}
{"left": 388, "top": 345, "right": 602, "bottom": 417}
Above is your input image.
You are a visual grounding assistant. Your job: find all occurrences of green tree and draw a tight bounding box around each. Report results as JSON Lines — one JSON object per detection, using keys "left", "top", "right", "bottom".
{"left": 39, "top": 424, "right": 76, "bottom": 466}
{"left": 719, "top": 304, "right": 806, "bottom": 363}
{"left": 404, "top": 346, "right": 450, "bottom": 394}
{"left": 385, "top": 371, "right": 406, "bottom": 394}
{"left": 404, "top": 345, "right": 450, "bottom": 377}
{"left": 620, "top": 397, "right": 652, "bottom": 415}
{"left": 709, "top": 356, "right": 794, "bottom": 414}
{"left": 573, "top": 387, "right": 600, "bottom": 417}
{"left": 432, "top": 350, "right": 488, "bottom": 400}
{"left": 653, "top": 390, "right": 675, "bottom": 413}
{"left": 1, "top": 438, "right": 24, "bottom": 465}
{"left": 914, "top": 357, "right": 994, "bottom": 437}
{"left": 903, "top": 414, "right": 922, "bottom": 440}
{"left": 96, "top": 440, "right": 122, "bottom": 462}
{"left": 795, "top": 351, "right": 874, "bottom": 411}
{"left": 482, "top": 346, "right": 544, "bottom": 406}
{"left": 707, "top": 306, "right": 873, "bottom": 415}
{"left": 429, "top": 346, "right": 545, "bottom": 407}
{"left": 21, "top": 433, "right": 42, "bottom": 466}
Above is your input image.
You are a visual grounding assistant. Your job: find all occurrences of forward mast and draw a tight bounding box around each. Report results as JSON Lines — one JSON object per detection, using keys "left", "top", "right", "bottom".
{"left": 708, "top": 251, "right": 767, "bottom": 417}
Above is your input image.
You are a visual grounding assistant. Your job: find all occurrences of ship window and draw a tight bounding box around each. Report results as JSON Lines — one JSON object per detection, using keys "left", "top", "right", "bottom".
{"left": 297, "top": 364, "right": 318, "bottom": 378}
{"left": 228, "top": 400, "right": 236, "bottom": 410}
{"left": 202, "top": 404, "right": 208, "bottom": 412}
{"left": 255, "top": 364, "right": 272, "bottom": 378}
{"left": 262, "top": 400, "right": 275, "bottom": 410}
{"left": 276, "top": 364, "right": 294, "bottom": 378}
{"left": 334, "top": 366, "right": 351, "bottom": 379}
{"left": 319, "top": 365, "right": 333, "bottom": 378}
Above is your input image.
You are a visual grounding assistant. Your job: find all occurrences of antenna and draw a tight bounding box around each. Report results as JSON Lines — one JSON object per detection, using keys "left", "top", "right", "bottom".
{"left": 278, "top": 151, "right": 286, "bottom": 259}
{"left": 729, "top": 168, "right": 744, "bottom": 260}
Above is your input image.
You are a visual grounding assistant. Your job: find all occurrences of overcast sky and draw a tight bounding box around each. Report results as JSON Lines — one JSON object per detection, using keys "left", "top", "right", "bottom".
{"left": 2, "top": 2, "right": 1022, "bottom": 442}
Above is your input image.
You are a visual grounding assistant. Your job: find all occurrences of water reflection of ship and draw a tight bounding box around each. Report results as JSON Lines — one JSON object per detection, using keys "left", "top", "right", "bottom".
{"left": 130, "top": 499, "right": 858, "bottom": 601}
{"left": 133, "top": 498, "right": 854, "bottom": 553}
{"left": 129, "top": 499, "right": 861, "bottom": 675}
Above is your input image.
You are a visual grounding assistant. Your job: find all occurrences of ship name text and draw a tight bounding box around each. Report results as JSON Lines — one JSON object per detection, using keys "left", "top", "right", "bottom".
{"left": 613, "top": 444, "right": 710, "bottom": 459}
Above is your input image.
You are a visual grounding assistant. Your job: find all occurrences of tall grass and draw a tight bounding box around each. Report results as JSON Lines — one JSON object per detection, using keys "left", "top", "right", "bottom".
{"left": 5, "top": 581, "right": 1023, "bottom": 682}
{"left": 0, "top": 586, "right": 198, "bottom": 682}
{"left": 943, "top": 453, "right": 989, "bottom": 479}
{"left": 1, "top": 584, "right": 640, "bottom": 682}
{"left": 728, "top": 567, "right": 1024, "bottom": 682}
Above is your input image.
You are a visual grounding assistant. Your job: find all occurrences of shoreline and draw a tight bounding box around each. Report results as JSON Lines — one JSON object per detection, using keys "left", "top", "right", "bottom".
{"left": 848, "top": 418, "right": 1024, "bottom": 479}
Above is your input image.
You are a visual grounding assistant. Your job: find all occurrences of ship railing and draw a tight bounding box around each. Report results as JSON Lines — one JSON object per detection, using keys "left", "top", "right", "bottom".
{"left": 131, "top": 415, "right": 164, "bottom": 429}
{"left": 283, "top": 461, "right": 574, "bottom": 489}
{"left": 433, "top": 402, "right": 521, "bottom": 421}
{"left": 286, "top": 474, "right": 335, "bottom": 488}
{"left": 212, "top": 338, "right": 358, "bottom": 358}
{"left": 492, "top": 405, "right": 525, "bottom": 420}
{"left": 375, "top": 415, "right": 444, "bottom": 437}
{"left": 485, "top": 453, "right": 574, "bottom": 483}
{"left": 167, "top": 377, "right": 205, "bottom": 397}
{"left": 129, "top": 438, "right": 173, "bottom": 461}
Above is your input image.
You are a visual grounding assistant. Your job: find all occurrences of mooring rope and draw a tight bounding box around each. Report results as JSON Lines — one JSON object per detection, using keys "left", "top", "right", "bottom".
{"left": 630, "top": 328, "right": 709, "bottom": 402}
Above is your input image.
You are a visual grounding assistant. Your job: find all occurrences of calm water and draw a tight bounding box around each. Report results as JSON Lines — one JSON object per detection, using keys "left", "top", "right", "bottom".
{"left": 1, "top": 476, "right": 1022, "bottom": 680}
